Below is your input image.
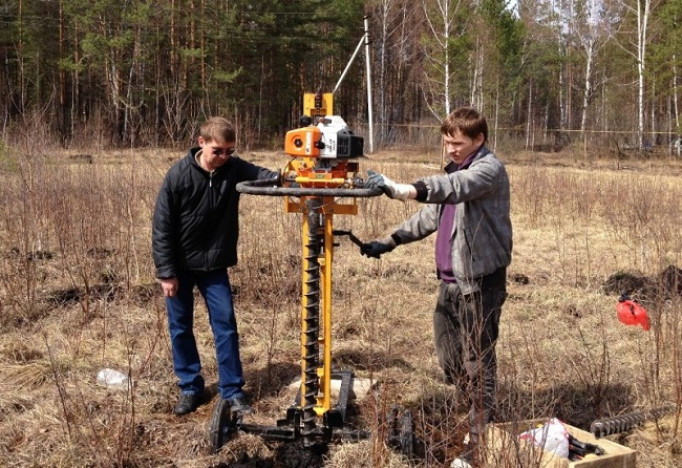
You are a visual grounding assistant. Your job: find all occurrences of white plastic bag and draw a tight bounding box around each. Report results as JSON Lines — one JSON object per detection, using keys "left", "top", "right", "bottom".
{"left": 519, "top": 417, "right": 569, "bottom": 459}
{"left": 96, "top": 368, "right": 130, "bottom": 387}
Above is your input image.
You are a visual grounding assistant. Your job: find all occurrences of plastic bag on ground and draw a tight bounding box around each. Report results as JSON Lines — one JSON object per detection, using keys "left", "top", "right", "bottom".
{"left": 518, "top": 417, "right": 570, "bottom": 459}
{"left": 96, "top": 368, "right": 130, "bottom": 387}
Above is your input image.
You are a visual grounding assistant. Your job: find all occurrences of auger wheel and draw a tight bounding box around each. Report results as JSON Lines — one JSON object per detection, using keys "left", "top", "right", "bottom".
{"left": 209, "top": 398, "right": 241, "bottom": 452}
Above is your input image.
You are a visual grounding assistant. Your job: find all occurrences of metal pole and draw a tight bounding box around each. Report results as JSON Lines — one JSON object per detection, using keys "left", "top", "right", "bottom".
{"left": 364, "top": 16, "right": 374, "bottom": 154}
{"left": 333, "top": 37, "right": 365, "bottom": 95}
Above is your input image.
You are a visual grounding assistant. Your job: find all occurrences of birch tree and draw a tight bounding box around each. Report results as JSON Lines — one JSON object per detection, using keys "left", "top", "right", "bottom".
{"left": 370, "top": 0, "right": 420, "bottom": 144}
{"left": 615, "top": 0, "right": 661, "bottom": 147}
{"left": 477, "top": 0, "right": 524, "bottom": 148}
{"left": 421, "top": 0, "right": 472, "bottom": 119}
{"left": 518, "top": 0, "right": 562, "bottom": 146}
{"left": 374, "top": 0, "right": 400, "bottom": 143}
{"left": 564, "top": 0, "right": 614, "bottom": 132}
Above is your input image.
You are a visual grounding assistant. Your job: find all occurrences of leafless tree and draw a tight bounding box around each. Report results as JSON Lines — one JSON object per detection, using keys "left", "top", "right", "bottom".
{"left": 615, "top": 0, "right": 662, "bottom": 147}
{"left": 421, "top": 0, "right": 471, "bottom": 118}
{"left": 563, "top": 0, "right": 614, "bottom": 132}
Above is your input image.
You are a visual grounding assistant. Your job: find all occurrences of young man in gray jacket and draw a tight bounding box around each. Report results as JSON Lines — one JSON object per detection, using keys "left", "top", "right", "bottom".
{"left": 362, "top": 107, "right": 512, "bottom": 468}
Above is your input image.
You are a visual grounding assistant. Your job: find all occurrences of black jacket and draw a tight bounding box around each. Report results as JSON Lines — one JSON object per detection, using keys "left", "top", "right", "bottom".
{"left": 152, "top": 148, "right": 279, "bottom": 278}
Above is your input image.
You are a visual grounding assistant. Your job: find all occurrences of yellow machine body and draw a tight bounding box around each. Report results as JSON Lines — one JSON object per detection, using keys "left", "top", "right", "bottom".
{"left": 213, "top": 91, "right": 412, "bottom": 454}
{"left": 282, "top": 93, "right": 361, "bottom": 419}
{"left": 303, "top": 92, "right": 333, "bottom": 118}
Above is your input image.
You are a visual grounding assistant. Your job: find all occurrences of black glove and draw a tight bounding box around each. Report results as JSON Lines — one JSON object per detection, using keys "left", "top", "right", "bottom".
{"left": 265, "top": 170, "right": 283, "bottom": 186}
{"left": 361, "top": 236, "right": 397, "bottom": 259}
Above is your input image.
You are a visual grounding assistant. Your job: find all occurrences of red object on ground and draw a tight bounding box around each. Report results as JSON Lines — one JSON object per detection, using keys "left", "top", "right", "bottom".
{"left": 616, "top": 297, "right": 650, "bottom": 331}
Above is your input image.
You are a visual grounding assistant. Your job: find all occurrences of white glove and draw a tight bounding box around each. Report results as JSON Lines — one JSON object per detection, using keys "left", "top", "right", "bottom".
{"left": 365, "top": 170, "right": 414, "bottom": 201}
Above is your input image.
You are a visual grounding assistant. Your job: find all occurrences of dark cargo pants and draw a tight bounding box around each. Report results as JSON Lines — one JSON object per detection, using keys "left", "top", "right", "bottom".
{"left": 433, "top": 267, "right": 507, "bottom": 453}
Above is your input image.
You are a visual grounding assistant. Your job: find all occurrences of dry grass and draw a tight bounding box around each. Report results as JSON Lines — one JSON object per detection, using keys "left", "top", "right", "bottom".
{"left": 0, "top": 144, "right": 681, "bottom": 467}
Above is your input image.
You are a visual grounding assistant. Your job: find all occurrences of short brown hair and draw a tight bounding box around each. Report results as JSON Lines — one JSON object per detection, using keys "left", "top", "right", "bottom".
{"left": 199, "top": 117, "right": 236, "bottom": 143}
{"left": 440, "top": 107, "right": 488, "bottom": 142}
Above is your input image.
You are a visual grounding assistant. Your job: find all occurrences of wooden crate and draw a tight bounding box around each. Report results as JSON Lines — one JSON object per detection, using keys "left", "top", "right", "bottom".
{"left": 484, "top": 419, "right": 636, "bottom": 468}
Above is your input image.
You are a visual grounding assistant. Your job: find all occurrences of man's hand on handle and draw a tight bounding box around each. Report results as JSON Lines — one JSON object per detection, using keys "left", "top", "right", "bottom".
{"left": 361, "top": 236, "right": 397, "bottom": 259}
{"left": 364, "top": 170, "right": 415, "bottom": 201}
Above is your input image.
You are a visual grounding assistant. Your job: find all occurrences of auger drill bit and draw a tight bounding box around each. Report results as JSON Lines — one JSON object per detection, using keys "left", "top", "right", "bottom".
{"left": 590, "top": 405, "right": 675, "bottom": 438}
{"left": 301, "top": 198, "right": 323, "bottom": 446}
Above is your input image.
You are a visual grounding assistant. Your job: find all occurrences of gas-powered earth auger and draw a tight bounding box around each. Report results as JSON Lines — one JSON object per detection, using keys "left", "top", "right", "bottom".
{"left": 208, "top": 93, "right": 414, "bottom": 457}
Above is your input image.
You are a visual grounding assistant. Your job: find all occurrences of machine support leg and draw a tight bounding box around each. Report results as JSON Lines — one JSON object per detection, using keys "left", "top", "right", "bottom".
{"left": 319, "top": 201, "right": 334, "bottom": 414}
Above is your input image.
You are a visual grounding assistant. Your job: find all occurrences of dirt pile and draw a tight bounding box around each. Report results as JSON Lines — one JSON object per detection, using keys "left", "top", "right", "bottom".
{"left": 602, "top": 265, "right": 682, "bottom": 301}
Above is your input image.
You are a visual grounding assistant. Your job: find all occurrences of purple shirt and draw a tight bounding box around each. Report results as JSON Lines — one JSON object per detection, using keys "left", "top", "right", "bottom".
{"left": 434, "top": 150, "right": 478, "bottom": 282}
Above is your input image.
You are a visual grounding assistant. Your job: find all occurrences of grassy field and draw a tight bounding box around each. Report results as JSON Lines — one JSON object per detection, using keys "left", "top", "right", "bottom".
{"left": 0, "top": 145, "right": 681, "bottom": 467}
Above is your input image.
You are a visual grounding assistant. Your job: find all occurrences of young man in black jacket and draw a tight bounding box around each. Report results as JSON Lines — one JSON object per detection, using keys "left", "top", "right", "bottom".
{"left": 152, "top": 117, "right": 279, "bottom": 415}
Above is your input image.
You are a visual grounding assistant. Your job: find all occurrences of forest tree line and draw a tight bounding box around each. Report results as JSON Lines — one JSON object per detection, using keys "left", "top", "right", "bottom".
{"left": 1, "top": 0, "right": 680, "bottom": 151}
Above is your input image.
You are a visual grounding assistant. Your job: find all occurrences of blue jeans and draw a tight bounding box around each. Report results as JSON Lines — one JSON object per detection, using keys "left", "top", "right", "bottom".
{"left": 166, "top": 269, "right": 245, "bottom": 399}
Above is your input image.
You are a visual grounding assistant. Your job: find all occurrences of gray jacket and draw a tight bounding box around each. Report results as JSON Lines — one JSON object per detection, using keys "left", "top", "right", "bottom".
{"left": 392, "top": 146, "right": 512, "bottom": 294}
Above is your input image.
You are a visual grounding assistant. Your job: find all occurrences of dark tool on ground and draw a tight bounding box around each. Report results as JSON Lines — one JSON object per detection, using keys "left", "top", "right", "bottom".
{"left": 568, "top": 434, "right": 605, "bottom": 461}
{"left": 590, "top": 404, "right": 675, "bottom": 438}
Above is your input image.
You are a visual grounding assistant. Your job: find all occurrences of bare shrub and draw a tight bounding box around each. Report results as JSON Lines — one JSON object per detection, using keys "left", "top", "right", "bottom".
{"left": 1, "top": 148, "right": 682, "bottom": 466}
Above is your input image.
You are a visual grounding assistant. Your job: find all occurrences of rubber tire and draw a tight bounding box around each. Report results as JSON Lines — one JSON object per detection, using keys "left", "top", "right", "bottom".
{"left": 209, "top": 398, "right": 234, "bottom": 452}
